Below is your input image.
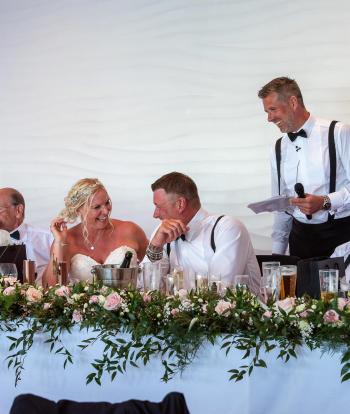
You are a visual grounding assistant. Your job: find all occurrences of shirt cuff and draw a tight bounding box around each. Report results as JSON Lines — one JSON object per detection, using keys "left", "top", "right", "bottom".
{"left": 328, "top": 192, "right": 342, "bottom": 212}
{"left": 272, "top": 241, "right": 288, "bottom": 255}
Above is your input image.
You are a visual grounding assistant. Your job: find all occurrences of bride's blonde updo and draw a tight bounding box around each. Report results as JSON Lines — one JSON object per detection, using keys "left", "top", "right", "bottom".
{"left": 60, "top": 178, "right": 106, "bottom": 222}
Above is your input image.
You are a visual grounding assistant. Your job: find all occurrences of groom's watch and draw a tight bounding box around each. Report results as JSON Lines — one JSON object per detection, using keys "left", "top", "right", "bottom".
{"left": 322, "top": 195, "right": 331, "bottom": 210}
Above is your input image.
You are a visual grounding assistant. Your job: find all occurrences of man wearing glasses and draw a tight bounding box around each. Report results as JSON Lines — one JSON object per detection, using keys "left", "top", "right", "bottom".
{"left": 258, "top": 76, "right": 350, "bottom": 259}
{"left": 0, "top": 187, "right": 53, "bottom": 281}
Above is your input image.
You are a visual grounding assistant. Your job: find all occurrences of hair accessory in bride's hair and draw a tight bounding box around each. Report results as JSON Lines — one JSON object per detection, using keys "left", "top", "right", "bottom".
{"left": 59, "top": 178, "right": 105, "bottom": 222}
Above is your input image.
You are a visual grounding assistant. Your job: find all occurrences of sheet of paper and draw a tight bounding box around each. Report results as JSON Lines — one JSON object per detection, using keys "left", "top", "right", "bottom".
{"left": 247, "top": 195, "right": 293, "bottom": 214}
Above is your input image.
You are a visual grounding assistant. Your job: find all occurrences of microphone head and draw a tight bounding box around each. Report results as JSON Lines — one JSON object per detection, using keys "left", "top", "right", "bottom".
{"left": 294, "top": 182, "right": 305, "bottom": 197}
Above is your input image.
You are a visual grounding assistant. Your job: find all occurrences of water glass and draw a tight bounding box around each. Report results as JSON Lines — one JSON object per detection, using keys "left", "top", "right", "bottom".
{"left": 261, "top": 262, "right": 281, "bottom": 303}
{"left": 319, "top": 269, "right": 339, "bottom": 301}
{"left": 166, "top": 274, "right": 175, "bottom": 295}
{"left": 0, "top": 263, "right": 18, "bottom": 278}
{"left": 234, "top": 275, "right": 250, "bottom": 289}
{"left": 209, "top": 274, "right": 222, "bottom": 294}
{"left": 142, "top": 262, "right": 161, "bottom": 291}
{"left": 172, "top": 265, "right": 185, "bottom": 291}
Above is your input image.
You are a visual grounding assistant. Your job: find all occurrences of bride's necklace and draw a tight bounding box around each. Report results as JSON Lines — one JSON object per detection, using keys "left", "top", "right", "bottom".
{"left": 86, "top": 231, "right": 103, "bottom": 251}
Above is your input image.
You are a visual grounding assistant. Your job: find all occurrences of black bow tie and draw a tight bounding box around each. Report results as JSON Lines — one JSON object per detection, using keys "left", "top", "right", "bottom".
{"left": 287, "top": 129, "right": 307, "bottom": 142}
{"left": 176, "top": 234, "right": 186, "bottom": 241}
{"left": 10, "top": 230, "right": 20, "bottom": 240}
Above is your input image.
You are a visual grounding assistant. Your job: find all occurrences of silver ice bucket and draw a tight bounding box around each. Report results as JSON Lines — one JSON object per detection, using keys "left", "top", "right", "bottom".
{"left": 91, "top": 264, "right": 139, "bottom": 289}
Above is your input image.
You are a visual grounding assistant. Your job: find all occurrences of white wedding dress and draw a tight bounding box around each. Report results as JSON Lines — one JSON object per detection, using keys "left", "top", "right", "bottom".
{"left": 69, "top": 245, "right": 138, "bottom": 283}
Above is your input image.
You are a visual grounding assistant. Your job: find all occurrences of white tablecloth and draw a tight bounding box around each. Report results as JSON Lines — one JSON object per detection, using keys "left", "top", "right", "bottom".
{"left": 0, "top": 328, "right": 347, "bottom": 414}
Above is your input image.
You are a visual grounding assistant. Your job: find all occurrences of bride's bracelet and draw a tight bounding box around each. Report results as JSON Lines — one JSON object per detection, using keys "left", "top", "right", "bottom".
{"left": 54, "top": 240, "right": 69, "bottom": 247}
{"left": 146, "top": 243, "right": 163, "bottom": 262}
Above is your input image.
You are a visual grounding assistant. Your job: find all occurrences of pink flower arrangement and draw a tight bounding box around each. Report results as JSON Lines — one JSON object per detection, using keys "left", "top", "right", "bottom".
{"left": 26, "top": 287, "right": 43, "bottom": 303}
{"left": 3, "top": 277, "right": 17, "bottom": 286}
{"left": 337, "top": 298, "right": 350, "bottom": 311}
{"left": 55, "top": 286, "right": 71, "bottom": 297}
{"left": 215, "top": 300, "right": 234, "bottom": 316}
{"left": 3, "top": 286, "right": 16, "bottom": 296}
{"left": 263, "top": 310, "right": 272, "bottom": 318}
{"left": 72, "top": 309, "right": 83, "bottom": 323}
{"left": 142, "top": 292, "right": 152, "bottom": 303}
{"left": 275, "top": 297, "right": 296, "bottom": 313}
{"left": 103, "top": 292, "right": 122, "bottom": 311}
{"left": 323, "top": 309, "right": 340, "bottom": 324}
{"left": 89, "top": 295, "right": 99, "bottom": 304}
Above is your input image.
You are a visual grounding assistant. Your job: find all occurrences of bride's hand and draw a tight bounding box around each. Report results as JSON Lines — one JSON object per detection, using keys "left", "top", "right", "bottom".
{"left": 50, "top": 217, "right": 68, "bottom": 243}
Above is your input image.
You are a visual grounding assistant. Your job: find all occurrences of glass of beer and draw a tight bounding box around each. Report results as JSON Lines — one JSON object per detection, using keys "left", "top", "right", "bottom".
{"left": 319, "top": 269, "right": 339, "bottom": 301}
{"left": 279, "top": 265, "right": 297, "bottom": 299}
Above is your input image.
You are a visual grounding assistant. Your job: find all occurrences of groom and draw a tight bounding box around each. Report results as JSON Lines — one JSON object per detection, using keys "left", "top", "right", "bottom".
{"left": 146, "top": 172, "right": 261, "bottom": 294}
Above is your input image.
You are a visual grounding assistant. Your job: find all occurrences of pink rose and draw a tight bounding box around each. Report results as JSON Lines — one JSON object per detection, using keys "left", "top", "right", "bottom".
{"left": 263, "top": 310, "right": 272, "bottom": 318}
{"left": 103, "top": 292, "right": 122, "bottom": 310}
{"left": 89, "top": 295, "right": 99, "bottom": 304}
{"left": 142, "top": 292, "right": 152, "bottom": 303}
{"left": 72, "top": 309, "right": 83, "bottom": 323}
{"left": 3, "top": 276, "right": 17, "bottom": 286}
{"left": 55, "top": 286, "right": 71, "bottom": 297}
{"left": 323, "top": 309, "right": 340, "bottom": 324}
{"left": 177, "top": 289, "right": 188, "bottom": 300}
{"left": 26, "top": 287, "right": 43, "bottom": 303}
{"left": 299, "top": 310, "right": 310, "bottom": 318}
{"left": 337, "top": 298, "right": 349, "bottom": 311}
{"left": 275, "top": 297, "right": 295, "bottom": 313}
{"left": 171, "top": 308, "right": 179, "bottom": 316}
{"left": 3, "top": 286, "right": 16, "bottom": 295}
{"left": 43, "top": 303, "right": 51, "bottom": 310}
{"left": 215, "top": 300, "right": 234, "bottom": 316}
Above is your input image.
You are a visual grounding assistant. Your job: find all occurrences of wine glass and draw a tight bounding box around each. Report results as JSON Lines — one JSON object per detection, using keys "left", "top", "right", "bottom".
{"left": 0, "top": 263, "right": 18, "bottom": 278}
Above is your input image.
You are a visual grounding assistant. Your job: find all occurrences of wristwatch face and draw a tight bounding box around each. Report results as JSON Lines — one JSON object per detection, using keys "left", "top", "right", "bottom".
{"left": 323, "top": 196, "right": 331, "bottom": 210}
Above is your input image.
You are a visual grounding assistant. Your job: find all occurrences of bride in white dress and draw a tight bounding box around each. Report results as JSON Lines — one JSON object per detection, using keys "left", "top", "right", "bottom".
{"left": 42, "top": 178, "right": 148, "bottom": 286}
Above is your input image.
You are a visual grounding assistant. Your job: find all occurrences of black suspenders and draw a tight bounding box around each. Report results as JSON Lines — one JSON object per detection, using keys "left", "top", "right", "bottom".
{"left": 166, "top": 215, "right": 225, "bottom": 257}
{"left": 275, "top": 120, "right": 338, "bottom": 196}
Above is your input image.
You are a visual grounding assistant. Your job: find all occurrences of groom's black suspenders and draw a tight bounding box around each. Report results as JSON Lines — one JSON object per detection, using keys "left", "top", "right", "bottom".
{"left": 166, "top": 215, "right": 225, "bottom": 257}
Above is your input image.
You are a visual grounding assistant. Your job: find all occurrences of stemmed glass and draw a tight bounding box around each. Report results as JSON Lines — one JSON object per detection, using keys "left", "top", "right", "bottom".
{"left": 0, "top": 263, "right": 18, "bottom": 278}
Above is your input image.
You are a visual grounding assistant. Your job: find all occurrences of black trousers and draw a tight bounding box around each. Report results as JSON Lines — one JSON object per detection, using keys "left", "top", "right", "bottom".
{"left": 289, "top": 215, "right": 350, "bottom": 259}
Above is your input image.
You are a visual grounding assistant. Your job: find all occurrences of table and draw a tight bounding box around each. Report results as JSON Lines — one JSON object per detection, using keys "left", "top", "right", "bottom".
{"left": 0, "top": 328, "right": 347, "bottom": 414}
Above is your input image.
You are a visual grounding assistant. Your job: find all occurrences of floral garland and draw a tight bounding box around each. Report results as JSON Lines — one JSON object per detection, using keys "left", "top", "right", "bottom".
{"left": 1, "top": 276, "right": 350, "bottom": 386}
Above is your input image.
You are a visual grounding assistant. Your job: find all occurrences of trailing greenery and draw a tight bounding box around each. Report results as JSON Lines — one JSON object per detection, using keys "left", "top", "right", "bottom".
{"left": 1, "top": 276, "right": 350, "bottom": 386}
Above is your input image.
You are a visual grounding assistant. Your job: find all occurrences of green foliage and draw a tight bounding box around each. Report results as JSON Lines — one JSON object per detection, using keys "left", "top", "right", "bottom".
{"left": 1, "top": 277, "right": 350, "bottom": 387}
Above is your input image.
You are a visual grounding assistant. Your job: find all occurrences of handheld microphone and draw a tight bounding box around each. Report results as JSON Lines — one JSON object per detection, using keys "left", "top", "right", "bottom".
{"left": 294, "top": 183, "right": 312, "bottom": 220}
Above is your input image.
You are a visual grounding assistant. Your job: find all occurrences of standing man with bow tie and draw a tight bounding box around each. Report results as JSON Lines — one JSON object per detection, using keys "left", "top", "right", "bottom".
{"left": 0, "top": 187, "right": 53, "bottom": 281}
{"left": 258, "top": 76, "right": 350, "bottom": 258}
{"left": 146, "top": 172, "right": 261, "bottom": 293}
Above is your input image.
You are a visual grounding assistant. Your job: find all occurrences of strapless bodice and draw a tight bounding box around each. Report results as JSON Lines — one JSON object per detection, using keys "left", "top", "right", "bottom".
{"left": 69, "top": 246, "right": 138, "bottom": 283}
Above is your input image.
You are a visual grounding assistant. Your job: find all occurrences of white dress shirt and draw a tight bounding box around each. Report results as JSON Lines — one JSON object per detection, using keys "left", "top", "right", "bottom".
{"left": 270, "top": 115, "right": 350, "bottom": 254}
{"left": 331, "top": 242, "right": 350, "bottom": 283}
{"left": 11, "top": 222, "right": 53, "bottom": 281}
{"left": 153, "top": 208, "right": 261, "bottom": 295}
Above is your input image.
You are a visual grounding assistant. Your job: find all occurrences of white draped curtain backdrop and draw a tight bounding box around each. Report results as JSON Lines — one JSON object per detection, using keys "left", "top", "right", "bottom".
{"left": 1, "top": 0, "right": 350, "bottom": 252}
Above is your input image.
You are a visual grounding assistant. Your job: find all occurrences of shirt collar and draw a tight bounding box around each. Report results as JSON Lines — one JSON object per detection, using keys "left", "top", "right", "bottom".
{"left": 185, "top": 208, "right": 208, "bottom": 241}
{"left": 10, "top": 222, "right": 25, "bottom": 239}
{"left": 299, "top": 114, "right": 315, "bottom": 138}
{"left": 287, "top": 114, "right": 315, "bottom": 139}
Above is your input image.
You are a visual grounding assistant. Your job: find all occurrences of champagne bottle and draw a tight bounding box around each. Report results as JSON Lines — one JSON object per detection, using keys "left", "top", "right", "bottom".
{"left": 120, "top": 251, "right": 133, "bottom": 268}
